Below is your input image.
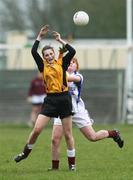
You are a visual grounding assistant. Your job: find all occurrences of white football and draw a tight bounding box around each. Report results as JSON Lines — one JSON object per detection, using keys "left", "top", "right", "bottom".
{"left": 73, "top": 11, "right": 89, "bottom": 26}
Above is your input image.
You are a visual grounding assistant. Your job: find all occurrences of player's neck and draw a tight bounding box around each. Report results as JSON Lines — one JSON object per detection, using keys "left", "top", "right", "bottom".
{"left": 68, "top": 70, "right": 74, "bottom": 74}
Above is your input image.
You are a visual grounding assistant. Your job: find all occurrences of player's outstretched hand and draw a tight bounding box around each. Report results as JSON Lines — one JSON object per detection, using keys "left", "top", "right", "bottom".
{"left": 52, "top": 31, "right": 61, "bottom": 41}
{"left": 38, "top": 25, "right": 50, "bottom": 39}
{"left": 52, "top": 31, "right": 66, "bottom": 45}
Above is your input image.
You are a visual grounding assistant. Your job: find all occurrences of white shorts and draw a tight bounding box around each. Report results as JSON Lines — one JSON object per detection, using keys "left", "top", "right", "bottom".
{"left": 53, "top": 108, "right": 94, "bottom": 129}
{"left": 31, "top": 94, "right": 46, "bottom": 104}
{"left": 53, "top": 96, "right": 94, "bottom": 128}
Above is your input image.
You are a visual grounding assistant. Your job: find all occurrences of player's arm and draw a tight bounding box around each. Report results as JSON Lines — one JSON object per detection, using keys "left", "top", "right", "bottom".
{"left": 63, "top": 44, "right": 76, "bottom": 61}
{"left": 62, "top": 44, "right": 76, "bottom": 70}
{"left": 52, "top": 31, "right": 76, "bottom": 69}
{"left": 31, "top": 25, "right": 50, "bottom": 72}
{"left": 31, "top": 40, "right": 44, "bottom": 72}
{"left": 68, "top": 74, "right": 81, "bottom": 83}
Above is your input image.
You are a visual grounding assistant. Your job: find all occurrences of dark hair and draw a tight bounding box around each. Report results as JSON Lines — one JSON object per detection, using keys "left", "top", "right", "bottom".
{"left": 42, "top": 45, "right": 54, "bottom": 57}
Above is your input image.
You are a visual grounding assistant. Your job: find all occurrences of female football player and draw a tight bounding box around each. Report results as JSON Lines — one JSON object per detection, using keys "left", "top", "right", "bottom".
{"left": 49, "top": 57, "right": 124, "bottom": 170}
{"left": 14, "top": 25, "right": 76, "bottom": 170}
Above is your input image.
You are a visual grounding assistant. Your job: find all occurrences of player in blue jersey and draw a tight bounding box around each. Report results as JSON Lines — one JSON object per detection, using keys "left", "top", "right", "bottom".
{"left": 48, "top": 57, "right": 124, "bottom": 171}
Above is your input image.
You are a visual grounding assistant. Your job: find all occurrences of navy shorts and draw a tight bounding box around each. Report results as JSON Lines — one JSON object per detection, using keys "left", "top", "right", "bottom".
{"left": 40, "top": 92, "right": 73, "bottom": 119}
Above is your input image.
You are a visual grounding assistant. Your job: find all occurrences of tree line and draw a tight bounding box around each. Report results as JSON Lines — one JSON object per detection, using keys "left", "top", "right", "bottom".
{"left": 0, "top": 0, "right": 126, "bottom": 39}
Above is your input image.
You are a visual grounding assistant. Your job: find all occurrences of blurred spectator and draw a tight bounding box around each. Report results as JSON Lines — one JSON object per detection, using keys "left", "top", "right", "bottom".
{"left": 27, "top": 72, "right": 46, "bottom": 127}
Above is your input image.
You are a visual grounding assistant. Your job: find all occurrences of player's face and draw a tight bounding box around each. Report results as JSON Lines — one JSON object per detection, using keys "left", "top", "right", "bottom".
{"left": 68, "top": 60, "right": 77, "bottom": 72}
{"left": 43, "top": 49, "right": 55, "bottom": 64}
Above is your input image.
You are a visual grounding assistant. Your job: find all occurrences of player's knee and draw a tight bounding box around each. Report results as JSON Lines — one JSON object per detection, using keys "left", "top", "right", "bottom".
{"left": 51, "top": 136, "right": 61, "bottom": 147}
{"left": 89, "top": 134, "right": 97, "bottom": 142}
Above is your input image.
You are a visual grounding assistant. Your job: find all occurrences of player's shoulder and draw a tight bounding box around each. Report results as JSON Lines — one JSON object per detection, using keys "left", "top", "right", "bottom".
{"left": 75, "top": 71, "right": 82, "bottom": 76}
{"left": 75, "top": 71, "right": 83, "bottom": 81}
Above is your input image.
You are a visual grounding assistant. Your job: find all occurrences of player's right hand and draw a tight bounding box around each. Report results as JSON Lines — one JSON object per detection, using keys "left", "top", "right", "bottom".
{"left": 38, "top": 25, "right": 50, "bottom": 38}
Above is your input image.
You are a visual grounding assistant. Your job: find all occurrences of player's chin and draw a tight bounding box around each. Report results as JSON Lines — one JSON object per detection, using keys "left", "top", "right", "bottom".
{"left": 68, "top": 67, "right": 73, "bottom": 72}
{"left": 48, "top": 59, "right": 54, "bottom": 64}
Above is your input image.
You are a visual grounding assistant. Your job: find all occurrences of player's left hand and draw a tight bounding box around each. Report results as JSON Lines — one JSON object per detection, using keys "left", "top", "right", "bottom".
{"left": 52, "top": 31, "right": 61, "bottom": 41}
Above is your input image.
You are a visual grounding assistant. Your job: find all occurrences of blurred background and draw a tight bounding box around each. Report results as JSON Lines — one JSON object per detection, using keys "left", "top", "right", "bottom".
{"left": 0, "top": 0, "right": 132, "bottom": 124}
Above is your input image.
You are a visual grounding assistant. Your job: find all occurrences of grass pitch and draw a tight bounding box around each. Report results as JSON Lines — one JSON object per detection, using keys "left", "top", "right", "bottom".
{"left": 0, "top": 123, "right": 133, "bottom": 180}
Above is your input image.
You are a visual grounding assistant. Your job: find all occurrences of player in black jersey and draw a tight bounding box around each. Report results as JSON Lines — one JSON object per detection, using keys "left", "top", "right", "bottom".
{"left": 14, "top": 25, "right": 76, "bottom": 170}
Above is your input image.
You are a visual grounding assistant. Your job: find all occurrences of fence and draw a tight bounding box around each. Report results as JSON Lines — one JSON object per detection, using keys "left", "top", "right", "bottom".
{"left": 0, "top": 69, "right": 125, "bottom": 124}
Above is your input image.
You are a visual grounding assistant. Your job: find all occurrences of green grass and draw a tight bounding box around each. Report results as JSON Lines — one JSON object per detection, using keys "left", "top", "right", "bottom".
{"left": 0, "top": 123, "right": 133, "bottom": 180}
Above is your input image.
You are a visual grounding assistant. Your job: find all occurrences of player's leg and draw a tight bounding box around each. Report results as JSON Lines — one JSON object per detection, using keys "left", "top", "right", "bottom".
{"left": 73, "top": 110, "right": 106, "bottom": 141}
{"left": 80, "top": 125, "right": 109, "bottom": 141}
{"left": 14, "top": 114, "right": 50, "bottom": 163}
{"left": 48, "top": 124, "right": 63, "bottom": 170}
{"left": 62, "top": 116, "right": 76, "bottom": 171}
{"left": 74, "top": 107, "right": 124, "bottom": 148}
{"left": 29, "top": 105, "right": 41, "bottom": 127}
{"left": 80, "top": 125, "right": 124, "bottom": 148}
